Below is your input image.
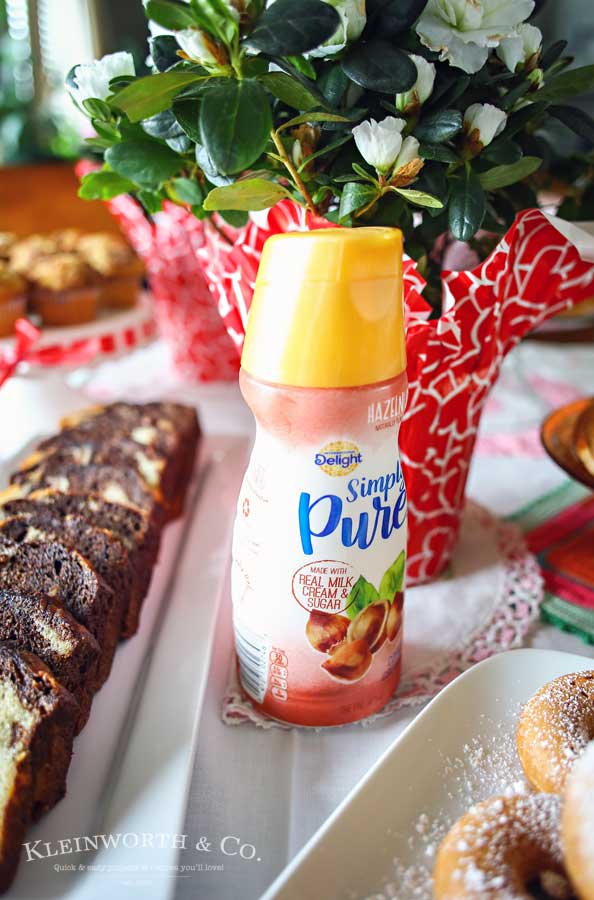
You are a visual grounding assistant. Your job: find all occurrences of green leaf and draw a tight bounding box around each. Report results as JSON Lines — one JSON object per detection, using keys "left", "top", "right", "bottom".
{"left": 448, "top": 167, "right": 486, "bottom": 241}
{"left": 105, "top": 140, "right": 183, "bottom": 187}
{"left": 342, "top": 41, "right": 417, "bottom": 93}
{"left": 196, "top": 143, "right": 232, "bottom": 184}
{"left": 415, "top": 161, "right": 448, "bottom": 208}
{"left": 503, "top": 102, "right": 548, "bottom": 139}
{"left": 260, "top": 72, "right": 319, "bottom": 111}
{"left": 82, "top": 98, "right": 112, "bottom": 119}
{"left": 246, "top": 0, "right": 340, "bottom": 55}
{"left": 318, "top": 64, "right": 349, "bottom": 106}
{"left": 277, "top": 111, "right": 349, "bottom": 132}
{"left": 548, "top": 105, "right": 594, "bottom": 144}
{"left": 427, "top": 70, "right": 470, "bottom": 111}
{"left": 199, "top": 78, "right": 272, "bottom": 174}
{"left": 345, "top": 575, "right": 379, "bottom": 621}
{"left": 149, "top": 35, "right": 182, "bottom": 72}
{"left": 478, "top": 156, "right": 542, "bottom": 191}
{"left": 339, "top": 182, "right": 379, "bottom": 219}
{"left": 482, "top": 139, "right": 522, "bottom": 165}
{"left": 111, "top": 71, "right": 207, "bottom": 122}
{"left": 218, "top": 209, "right": 249, "bottom": 227}
{"left": 144, "top": 0, "right": 198, "bottom": 30}
{"left": 540, "top": 40, "right": 568, "bottom": 71}
{"left": 378, "top": 551, "right": 405, "bottom": 600}
{"left": 391, "top": 187, "right": 444, "bottom": 209}
{"left": 203, "top": 178, "right": 291, "bottom": 211}
{"left": 352, "top": 161, "right": 375, "bottom": 180}
{"left": 296, "top": 134, "right": 352, "bottom": 172}
{"left": 191, "top": 0, "right": 238, "bottom": 45}
{"left": 287, "top": 55, "right": 317, "bottom": 80}
{"left": 173, "top": 98, "right": 202, "bottom": 142}
{"left": 78, "top": 170, "right": 137, "bottom": 200}
{"left": 91, "top": 120, "right": 121, "bottom": 143}
{"left": 537, "top": 65, "right": 594, "bottom": 102}
{"left": 171, "top": 177, "right": 204, "bottom": 205}
{"left": 142, "top": 109, "right": 185, "bottom": 141}
{"left": 415, "top": 109, "right": 463, "bottom": 143}
{"left": 367, "top": 0, "right": 429, "bottom": 36}
{"left": 138, "top": 189, "right": 166, "bottom": 214}
{"left": 418, "top": 142, "right": 458, "bottom": 164}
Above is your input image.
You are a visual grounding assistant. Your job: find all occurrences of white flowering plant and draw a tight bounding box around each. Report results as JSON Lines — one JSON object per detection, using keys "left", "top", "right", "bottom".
{"left": 69, "top": 0, "right": 594, "bottom": 300}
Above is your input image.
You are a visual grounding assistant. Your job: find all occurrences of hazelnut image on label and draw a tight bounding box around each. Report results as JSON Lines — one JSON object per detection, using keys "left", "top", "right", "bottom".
{"left": 321, "top": 638, "right": 372, "bottom": 682}
{"left": 305, "top": 610, "right": 350, "bottom": 653}
{"left": 386, "top": 600, "right": 401, "bottom": 642}
{"left": 347, "top": 600, "right": 389, "bottom": 653}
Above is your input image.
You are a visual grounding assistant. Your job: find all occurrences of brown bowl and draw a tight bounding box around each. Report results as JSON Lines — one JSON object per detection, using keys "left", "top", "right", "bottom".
{"left": 541, "top": 397, "right": 594, "bottom": 490}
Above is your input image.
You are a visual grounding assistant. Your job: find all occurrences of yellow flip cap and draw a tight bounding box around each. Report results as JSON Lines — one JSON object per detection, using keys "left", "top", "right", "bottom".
{"left": 241, "top": 227, "right": 406, "bottom": 389}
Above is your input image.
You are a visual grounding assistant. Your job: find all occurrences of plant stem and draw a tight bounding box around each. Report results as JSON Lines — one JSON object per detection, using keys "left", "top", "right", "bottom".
{"left": 270, "top": 129, "right": 317, "bottom": 215}
{"left": 354, "top": 188, "right": 385, "bottom": 219}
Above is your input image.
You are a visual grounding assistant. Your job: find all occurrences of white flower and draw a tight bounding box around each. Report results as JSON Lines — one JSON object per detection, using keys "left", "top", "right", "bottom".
{"left": 68, "top": 52, "right": 135, "bottom": 104}
{"left": 416, "top": 0, "right": 535, "bottom": 74}
{"left": 393, "top": 136, "right": 421, "bottom": 171}
{"left": 463, "top": 102, "right": 507, "bottom": 147}
{"left": 176, "top": 28, "right": 218, "bottom": 65}
{"left": 307, "top": 0, "right": 367, "bottom": 58}
{"left": 395, "top": 55, "right": 436, "bottom": 113}
{"left": 497, "top": 23, "right": 542, "bottom": 72}
{"left": 352, "top": 116, "right": 406, "bottom": 173}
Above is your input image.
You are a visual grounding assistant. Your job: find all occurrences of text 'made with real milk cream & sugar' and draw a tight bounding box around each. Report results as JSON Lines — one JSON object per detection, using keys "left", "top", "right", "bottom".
{"left": 232, "top": 228, "right": 408, "bottom": 726}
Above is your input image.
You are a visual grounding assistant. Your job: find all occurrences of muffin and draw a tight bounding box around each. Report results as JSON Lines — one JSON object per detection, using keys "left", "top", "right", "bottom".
{"left": 77, "top": 233, "right": 144, "bottom": 309}
{"left": 0, "top": 263, "right": 27, "bottom": 338}
{"left": 0, "top": 233, "right": 17, "bottom": 262}
{"left": 9, "top": 236, "right": 58, "bottom": 276}
{"left": 29, "top": 253, "right": 98, "bottom": 326}
{"left": 49, "top": 229, "right": 84, "bottom": 252}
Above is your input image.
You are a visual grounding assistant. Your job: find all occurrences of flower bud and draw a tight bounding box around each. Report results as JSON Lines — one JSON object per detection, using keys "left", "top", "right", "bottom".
{"left": 497, "top": 23, "right": 542, "bottom": 73}
{"left": 395, "top": 55, "right": 436, "bottom": 114}
{"left": 176, "top": 28, "right": 223, "bottom": 66}
{"left": 67, "top": 52, "right": 135, "bottom": 105}
{"left": 389, "top": 136, "right": 424, "bottom": 186}
{"left": 463, "top": 103, "right": 507, "bottom": 154}
{"left": 307, "top": 0, "right": 366, "bottom": 58}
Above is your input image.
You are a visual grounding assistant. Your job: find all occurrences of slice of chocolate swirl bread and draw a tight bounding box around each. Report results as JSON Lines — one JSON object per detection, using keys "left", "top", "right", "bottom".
{"left": 0, "top": 538, "right": 122, "bottom": 690}
{"left": 0, "top": 489, "right": 160, "bottom": 637}
{"left": 0, "top": 643, "right": 78, "bottom": 892}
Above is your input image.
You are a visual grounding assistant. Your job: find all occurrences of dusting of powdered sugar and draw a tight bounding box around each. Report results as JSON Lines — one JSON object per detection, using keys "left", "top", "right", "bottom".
{"left": 565, "top": 741, "right": 594, "bottom": 890}
{"left": 517, "top": 672, "right": 594, "bottom": 790}
{"left": 438, "top": 792, "right": 564, "bottom": 897}
{"left": 368, "top": 707, "right": 533, "bottom": 900}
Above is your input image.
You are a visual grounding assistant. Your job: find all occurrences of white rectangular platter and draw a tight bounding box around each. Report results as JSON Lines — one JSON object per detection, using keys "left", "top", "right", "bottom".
{"left": 1, "top": 434, "right": 249, "bottom": 900}
{"left": 263, "top": 648, "right": 594, "bottom": 900}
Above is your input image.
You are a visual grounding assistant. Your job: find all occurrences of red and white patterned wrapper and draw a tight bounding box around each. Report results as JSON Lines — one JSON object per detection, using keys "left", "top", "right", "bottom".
{"left": 103, "top": 187, "right": 594, "bottom": 583}
{"left": 105, "top": 196, "right": 240, "bottom": 382}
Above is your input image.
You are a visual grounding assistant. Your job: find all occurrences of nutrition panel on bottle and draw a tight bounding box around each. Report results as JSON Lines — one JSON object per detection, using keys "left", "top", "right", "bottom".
{"left": 231, "top": 227, "right": 408, "bottom": 727}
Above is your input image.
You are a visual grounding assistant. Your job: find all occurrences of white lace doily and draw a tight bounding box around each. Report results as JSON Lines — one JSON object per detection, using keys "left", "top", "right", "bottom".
{"left": 222, "top": 501, "right": 544, "bottom": 729}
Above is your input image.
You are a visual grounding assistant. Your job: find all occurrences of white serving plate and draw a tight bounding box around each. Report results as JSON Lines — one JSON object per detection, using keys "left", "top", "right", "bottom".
{"left": 263, "top": 648, "right": 594, "bottom": 900}
{"left": 0, "top": 433, "right": 249, "bottom": 900}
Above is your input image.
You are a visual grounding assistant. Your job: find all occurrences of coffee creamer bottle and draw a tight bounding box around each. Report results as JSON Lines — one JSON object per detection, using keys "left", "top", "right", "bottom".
{"left": 232, "top": 228, "right": 408, "bottom": 726}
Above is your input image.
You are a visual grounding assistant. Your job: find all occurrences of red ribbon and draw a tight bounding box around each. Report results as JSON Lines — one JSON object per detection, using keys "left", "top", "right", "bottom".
{"left": 0, "top": 318, "right": 41, "bottom": 388}
{"left": 0, "top": 318, "right": 102, "bottom": 389}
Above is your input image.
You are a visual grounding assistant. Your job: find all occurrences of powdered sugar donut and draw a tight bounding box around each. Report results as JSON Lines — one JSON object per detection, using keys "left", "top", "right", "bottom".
{"left": 516, "top": 671, "right": 594, "bottom": 793}
{"left": 562, "top": 741, "right": 594, "bottom": 900}
{"left": 433, "top": 793, "right": 570, "bottom": 899}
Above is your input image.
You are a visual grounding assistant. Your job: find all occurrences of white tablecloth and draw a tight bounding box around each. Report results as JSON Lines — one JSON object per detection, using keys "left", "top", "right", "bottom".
{"left": 2, "top": 337, "right": 593, "bottom": 900}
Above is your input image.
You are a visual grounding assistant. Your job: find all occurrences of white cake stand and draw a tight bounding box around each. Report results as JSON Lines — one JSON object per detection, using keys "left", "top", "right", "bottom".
{"left": 0, "top": 294, "right": 156, "bottom": 459}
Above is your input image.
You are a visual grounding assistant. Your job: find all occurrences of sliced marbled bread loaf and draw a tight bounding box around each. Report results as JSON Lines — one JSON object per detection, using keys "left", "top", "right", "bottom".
{"left": 0, "top": 642, "right": 77, "bottom": 892}
{"left": 0, "top": 539, "right": 122, "bottom": 688}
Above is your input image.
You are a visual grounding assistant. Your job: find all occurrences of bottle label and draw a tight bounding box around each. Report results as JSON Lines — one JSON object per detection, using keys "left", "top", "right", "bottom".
{"left": 232, "top": 388, "right": 407, "bottom": 726}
